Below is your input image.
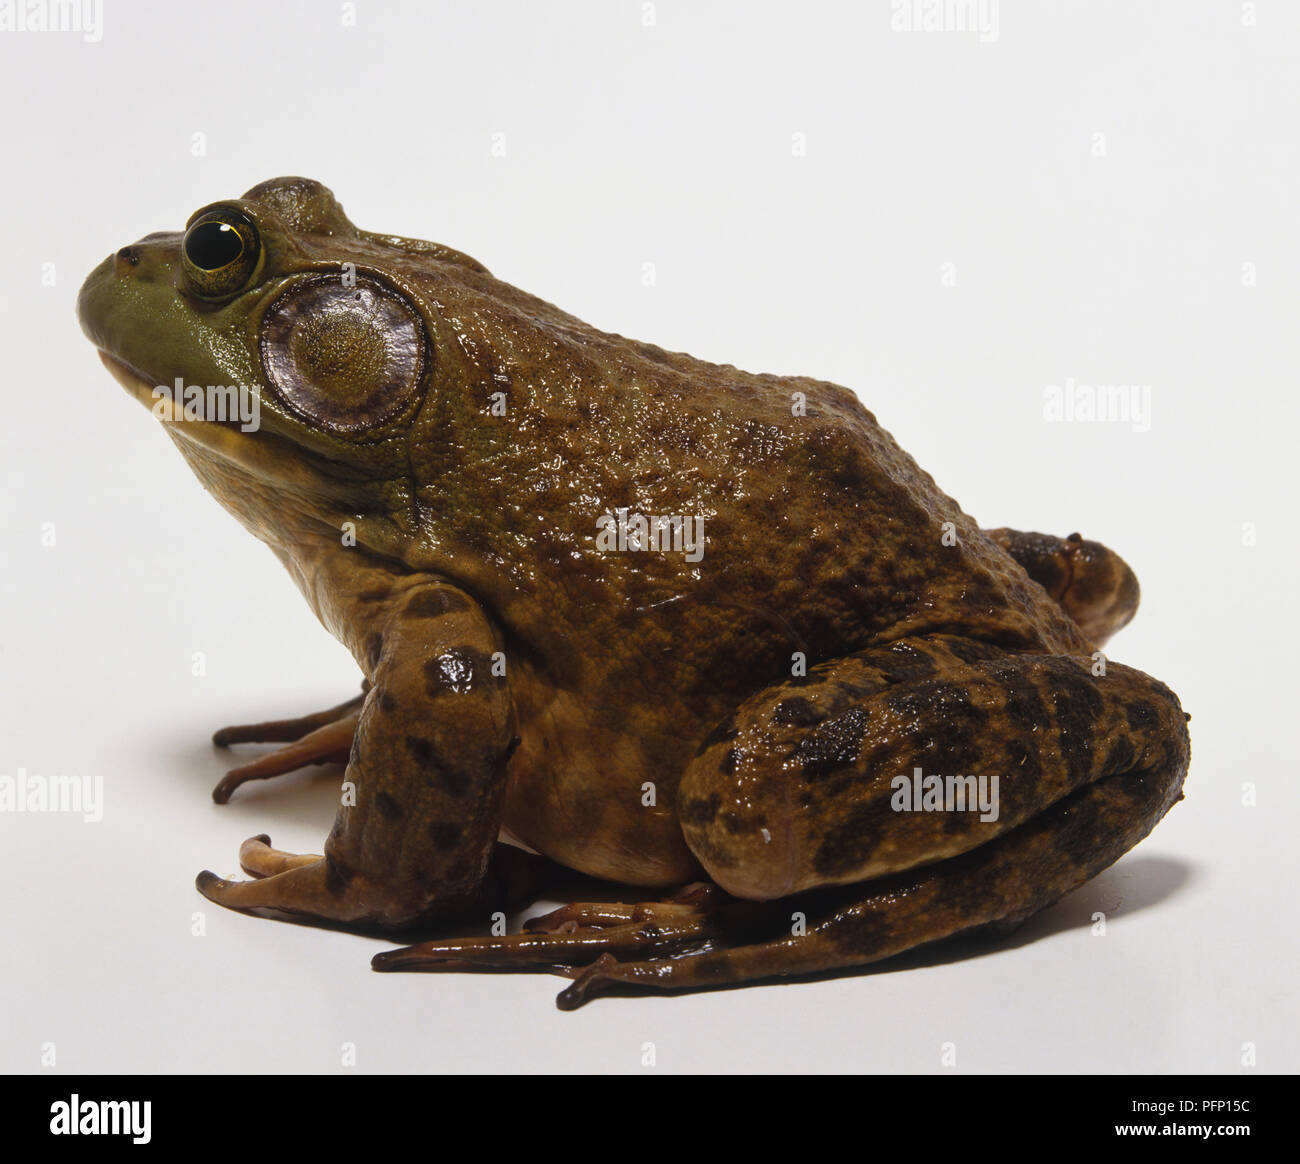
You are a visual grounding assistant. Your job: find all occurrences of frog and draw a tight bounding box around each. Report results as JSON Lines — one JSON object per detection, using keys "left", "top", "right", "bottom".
{"left": 77, "top": 177, "right": 1190, "bottom": 1009}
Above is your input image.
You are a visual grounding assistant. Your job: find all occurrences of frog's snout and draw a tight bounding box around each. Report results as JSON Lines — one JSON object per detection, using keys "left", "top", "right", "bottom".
{"left": 75, "top": 253, "right": 114, "bottom": 345}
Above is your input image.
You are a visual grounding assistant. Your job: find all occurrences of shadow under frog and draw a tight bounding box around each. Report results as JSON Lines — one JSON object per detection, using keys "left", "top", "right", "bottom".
{"left": 77, "top": 178, "right": 1191, "bottom": 1008}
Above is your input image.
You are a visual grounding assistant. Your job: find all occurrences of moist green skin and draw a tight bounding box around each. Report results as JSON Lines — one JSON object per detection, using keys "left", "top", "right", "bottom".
{"left": 77, "top": 178, "right": 1188, "bottom": 1004}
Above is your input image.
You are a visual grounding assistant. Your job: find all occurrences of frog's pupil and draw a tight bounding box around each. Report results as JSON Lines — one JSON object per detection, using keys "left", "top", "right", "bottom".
{"left": 185, "top": 221, "right": 243, "bottom": 271}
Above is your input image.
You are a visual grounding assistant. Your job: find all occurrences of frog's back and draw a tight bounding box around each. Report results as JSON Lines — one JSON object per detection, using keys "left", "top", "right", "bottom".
{"left": 406, "top": 266, "right": 1092, "bottom": 670}
{"left": 692, "top": 361, "right": 1097, "bottom": 659}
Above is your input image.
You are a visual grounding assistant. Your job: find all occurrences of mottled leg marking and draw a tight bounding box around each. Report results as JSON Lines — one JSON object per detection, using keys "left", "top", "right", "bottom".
{"left": 986, "top": 528, "right": 1140, "bottom": 647}
{"left": 197, "top": 582, "right": 517, "bottom": 929}
{"left": 680, "top": 636, "right": 1189, "bottom": 900}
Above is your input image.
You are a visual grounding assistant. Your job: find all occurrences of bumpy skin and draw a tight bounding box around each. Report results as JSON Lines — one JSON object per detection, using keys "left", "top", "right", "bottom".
{"left": 77, "top": 178, "right": 1190, "bottom": 1006}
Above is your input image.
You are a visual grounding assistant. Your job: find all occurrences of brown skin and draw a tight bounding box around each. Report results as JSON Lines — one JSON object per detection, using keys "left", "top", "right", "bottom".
{"left": 77, "top": 177, "right": 1189, "bottom": 1007}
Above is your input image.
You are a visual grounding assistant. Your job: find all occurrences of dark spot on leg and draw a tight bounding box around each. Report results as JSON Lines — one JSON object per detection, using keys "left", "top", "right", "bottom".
{"left": 719, "top": 747, "right": 740, "bottom": 775}
{"left": 423, "top": 649, "right": 481, "bottom": 696}
{"left": 943, "top": 637, "right": 1004, "bottom": 665}
{"left": 1104, "top": 735, "right": 1137, "bottom": 776}
{"left": 378, "top": 690, "right": 398, "bottom": 714}
{"left": 505, "top": 734, "right": 522, "bottom": 760}
{"left": 812, "top": 797, "right": 896, "bottom": 876}
{"left": 879, "top": 641, "right": 939, "bottom": 683}
{"left": 888, "top": 681, "right": 986, "bottom": 776}
{"left": 436, "top": 765, "right": 472, "bottom": 798}
{"left": 403, "top": 588, "right": 471, "bottom": 618}
{"left": 1040, "top": 659, "right": 1104, "bottom": 784}
{"left": 680, "top": 794, "right": 721, "bottom": 828}
{"left": 797, "top": 706, "right": 870, "bottom": 780}
{"left": 1126, "top": 700, "right": 1156, "bottom": 730}
{"left": 406, "top": 735, "right": 435, "bottom": 765}
{"left": 374, "top": 791, "right": 403, "bottom": 820}
{"left": 825, "top": 902, "right": 894, "bottom": 954}
{"left": 1050, "top": 787, "right": 1104, "bottom": 866}
{"left": 324, "top": 854, "right": 352, "bottom": 896}
{"left": 771, "top": 696, "right": 822, "bottom": 727}
{"left": 695, "top": 719, "right": 739, "bottom": 756}
{"left": 1001, "top": 672, "right": 1050, "bottom": 734}
{"left": 428, "top": 821, "right": 462, "bottom": 850}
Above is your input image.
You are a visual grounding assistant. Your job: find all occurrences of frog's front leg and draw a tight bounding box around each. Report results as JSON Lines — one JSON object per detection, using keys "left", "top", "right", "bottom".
{"left": 196, "top": 582, "right": 518, "bottom": 929}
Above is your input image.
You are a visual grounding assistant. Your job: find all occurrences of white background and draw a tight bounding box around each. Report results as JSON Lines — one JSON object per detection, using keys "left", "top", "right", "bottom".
{"left": 2, "top": 0, "right": 1297, "bottom": 1074}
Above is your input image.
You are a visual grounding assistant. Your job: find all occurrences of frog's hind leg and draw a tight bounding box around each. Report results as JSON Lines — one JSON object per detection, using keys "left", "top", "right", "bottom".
{"left": 985, "top": 528, "right": 1140, "bottom": 646}
{"left": 557, "top": 760, "right": 1182, "bottom": 1009}
{"left": 680, "top": 636, "right": 1189, "bottom": 902}
{"left": 374, "top": 750, "right": 1182, "bottom": 1010}
{"left": 210, "top": 686, "right": 365, "bottom": 803}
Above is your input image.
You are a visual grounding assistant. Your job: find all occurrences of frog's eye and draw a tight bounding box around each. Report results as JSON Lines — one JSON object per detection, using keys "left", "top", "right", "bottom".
{"left": 181, "top": 208, "right": 260, "bottom": 298}
{"left": 259, "top": 274, "right": 428, "bottom": 435}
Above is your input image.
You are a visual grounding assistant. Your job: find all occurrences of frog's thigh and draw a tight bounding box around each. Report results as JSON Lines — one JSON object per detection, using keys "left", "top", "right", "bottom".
{"left": 196, "top": 584, "right": 516, "bottom": 928}
{"left": 679, "top": 635, "right": 1190, "bottom": 901}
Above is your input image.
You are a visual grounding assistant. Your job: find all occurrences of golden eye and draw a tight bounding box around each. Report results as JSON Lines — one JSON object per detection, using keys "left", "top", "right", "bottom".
{"left": 259, "top": 274, "right": 428, "bottom": 434}
{"left": 181, "top": 208, "right": 260, "bottom": 298}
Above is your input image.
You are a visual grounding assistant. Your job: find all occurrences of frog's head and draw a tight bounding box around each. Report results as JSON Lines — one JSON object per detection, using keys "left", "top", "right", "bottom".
{"left": 76, "top": 177, "right": 495, "bottom": 561}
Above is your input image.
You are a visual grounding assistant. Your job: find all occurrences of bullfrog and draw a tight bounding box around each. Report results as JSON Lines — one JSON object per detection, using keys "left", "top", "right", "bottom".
{"left": 77, "top": 177, "right": 1190, "bottom": 1008}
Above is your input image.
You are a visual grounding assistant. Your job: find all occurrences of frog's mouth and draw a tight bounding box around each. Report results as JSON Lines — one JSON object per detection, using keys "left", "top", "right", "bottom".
{"left": 93, "top": 350, "right": 391, "bottom": 546}
{"left": 95, "top": 350, "right": 276, "bottom": 469}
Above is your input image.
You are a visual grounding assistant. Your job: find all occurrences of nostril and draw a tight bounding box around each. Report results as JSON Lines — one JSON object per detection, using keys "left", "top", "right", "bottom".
{"left": 116, "top": 246, "right": 139, "bottom": 267}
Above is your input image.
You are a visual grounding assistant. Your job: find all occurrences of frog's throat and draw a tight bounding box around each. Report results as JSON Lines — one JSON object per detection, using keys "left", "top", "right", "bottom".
{"left": 95, "top": 349, "right": 399, "bottom": 557}
{"left": 96, "top": 350, "right": 332, "bottom": 489}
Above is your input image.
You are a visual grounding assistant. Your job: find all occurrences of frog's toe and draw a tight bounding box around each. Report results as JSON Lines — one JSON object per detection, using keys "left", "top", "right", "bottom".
{"left": 211, "top": 685, "right": 368, "bottom": 747}
{"left": 372, "top": 907, "right": 714, "bottom": 973}
{"left": 522, "top": 883, "right": 721, "bottom": 933}
{"left": 195, "top": 857, "right": 373, "bottom": 925}
{"left": 555, "top": 954, "right": 630, "bottom": 1010}
{"left": 238, "top": 834, "right": 322, "bottom": 878}
{"left": 211, "top": 714, "right": 358, "bottom": 804}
